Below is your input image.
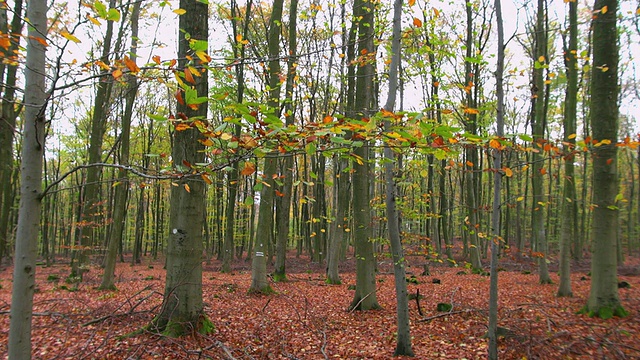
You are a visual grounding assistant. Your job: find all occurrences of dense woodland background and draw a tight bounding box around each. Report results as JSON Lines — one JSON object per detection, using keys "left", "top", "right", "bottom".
{"left": 1, "top": 0, "right": 640, "bottom": 357}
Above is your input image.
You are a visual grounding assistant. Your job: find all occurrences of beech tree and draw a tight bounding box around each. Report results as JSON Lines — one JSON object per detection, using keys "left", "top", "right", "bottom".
{"left": 152, "top": 0, "right": 211, "bottom": 335}
{"left": 583, "top": 0, "right": 626, "bottom": 319}
{"left": 8, "top": 0, "right": 47, "bottom": 356}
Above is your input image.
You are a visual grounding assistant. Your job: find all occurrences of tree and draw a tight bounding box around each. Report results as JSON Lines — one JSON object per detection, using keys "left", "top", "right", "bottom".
{"left": 99, "top": 0, "right": 141, "bottom": 290}
{"left": 531, "top": 0, "right": 552, "bottom": 284}
{"left": 249, "top": 0, "right": 284, "bottom": 293}
{"left": 381, "top": 0, "right": 413, "bottom": 355}
{"left": 71, "top": 0, "right": 119, "bottom": 281}
{"left": 583, "top": 0, "right": 626, "bottom": 319}
{"left": 0, "top": 0, "right": 23, "bottom": 263}
{"left": 8, "top": 0, "right": 47, "bottom": 356}
{"left": 349, "top": 0, "right": 380, "bottom": 311}
{"left": 152, "top": 0, "right": 211, "bottom": 335}
{"left": 557, "top": 0, "right": 578, "bottom": 298}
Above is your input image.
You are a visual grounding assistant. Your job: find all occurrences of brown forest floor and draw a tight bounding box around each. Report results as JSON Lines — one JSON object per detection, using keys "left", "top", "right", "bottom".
{"left": 1, "top": 248, "right": 640, "bottom": 359}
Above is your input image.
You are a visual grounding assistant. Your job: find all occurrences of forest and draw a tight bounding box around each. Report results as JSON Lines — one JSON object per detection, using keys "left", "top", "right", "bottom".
{"left": 1, "top": 0, "right": 640, "bottom": 358}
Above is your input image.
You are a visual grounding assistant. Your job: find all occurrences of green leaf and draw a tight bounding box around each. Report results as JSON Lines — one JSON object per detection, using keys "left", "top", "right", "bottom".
{"left": 305, "top": 142, "right": 316, "bottom": 156}
{"left": 94, "top": 0, "right": 107, "bottom": 18}
{"left": 106, "top": 8, "right": 120, "bottom": 21}
{"left": 189, "top": 39, "right": 208, "bottom": 52}
{"left": 244, "top": 196, "right": 254, "bottom": 206}
{"left": 518, "top": 134, "right": 533, "bottom": 142}
{"left": 148, "top": 113, "right": 167, "bottom": 122}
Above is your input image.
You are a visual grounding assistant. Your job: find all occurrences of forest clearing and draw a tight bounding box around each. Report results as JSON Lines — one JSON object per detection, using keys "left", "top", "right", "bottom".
{"left": 1, "top": 250, "right": 639, "bottom": 359}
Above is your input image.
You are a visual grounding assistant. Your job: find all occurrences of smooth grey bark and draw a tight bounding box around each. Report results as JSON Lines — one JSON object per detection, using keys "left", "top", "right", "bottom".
{"left": 153, "top": 0, "right": 209, "bottom": 335}
{"left": 585, "top": 0, "right": 625, "bottom": 318}
{"left": 488, "top": 0, "right": 505, "bottom": 356}
{"left": 8, "top": 0, "right": 47, "bottom": 356}
{"left": 100, "top": 0, "right": 141, "bottom": 290}
{"left": 349, "top": 0, "right": 379, "bottom": 311}
{"left": 249, "top": 0, "right": 284, "bottom": 292}
{"left": 557, "top": 0, "right": 578, "bottom": 298}
{"left": 382, "top": 0, "right": 413, "bottom": 355}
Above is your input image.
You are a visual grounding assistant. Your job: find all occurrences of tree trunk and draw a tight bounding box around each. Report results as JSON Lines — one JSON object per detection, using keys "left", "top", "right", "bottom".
{"left": 152, "top": 0, "right": 210, "bottom": 335}
{"left": 0, "top": 0, "right": 23, "bottom": 263}
{"left": 349, "top": 0, "right": 379, "bottom": 311}
{"left": 249, "top": 0, "right": 284, "bottom": 292}
{"left": 382, "top": 0, "right": 413, "bottom": 355}
{"left": 584, "top": 0, "right": 625, "bottom": 318}
{"left": 557, "top": 0, "right": 578, "bottom": 297}
{"left": 8, "top": 0, "right": 47, "bottom": 355}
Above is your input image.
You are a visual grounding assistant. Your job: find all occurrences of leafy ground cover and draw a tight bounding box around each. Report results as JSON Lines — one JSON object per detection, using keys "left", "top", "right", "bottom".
{"left": 1, "top": 251, "right": 639, "bottom": 359}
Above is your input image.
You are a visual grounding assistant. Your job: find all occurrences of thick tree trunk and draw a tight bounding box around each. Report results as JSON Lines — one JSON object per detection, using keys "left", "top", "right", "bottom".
{"left": 8, "top": 0, "right": 47, "bottom": 356}
{"left": 349, "top": 0, "right": 379, "bottom": 311}
{"left": 584, "top": 0, "right": 625, "bottom": 318}
{"left": 153, "top": 0, "right": 209, "bottom": 335}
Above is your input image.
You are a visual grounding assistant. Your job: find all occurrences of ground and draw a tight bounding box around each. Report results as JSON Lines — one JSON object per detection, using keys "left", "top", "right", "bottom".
{"left": 0, "top": 250, "right": 639, "bottom": 359}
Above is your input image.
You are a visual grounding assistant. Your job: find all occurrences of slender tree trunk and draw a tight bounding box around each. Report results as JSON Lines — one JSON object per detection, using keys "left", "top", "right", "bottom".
{"left": 8, "top": 0, "right": 47, "bottom": 355}
{"left": 488, "top": 0, "right": 505, "bottom": 355}
{"left": 72, "top": 0, "right": 118, "bottom": 280}
{"left": 249, "top": 0, "right": 284, "bottom": 293}
{"left": 100, "top": 1, "right": 141, "bottom": 289}
{"left": 557, "top": 0, "right": 578, "bottom": 297}
{"left": 382, "top": 0, "right": 413, "bottom": 355}
{"left": 0, "top": 0, "right": 23, "bottom": 263}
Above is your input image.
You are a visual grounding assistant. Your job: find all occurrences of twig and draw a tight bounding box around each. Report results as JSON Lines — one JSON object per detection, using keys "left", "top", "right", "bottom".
{"left": 416, "top": 309, "right": 477, "bottom": 323}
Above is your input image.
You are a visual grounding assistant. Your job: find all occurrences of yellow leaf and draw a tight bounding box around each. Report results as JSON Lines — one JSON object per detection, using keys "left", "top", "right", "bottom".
{"left": 601, "top": 5, "right": 608, "bottom": 14}
{"left": 86, "top": 13, "right": 102, "bottom": 25}
{"left": 568, "top": 133, "right": 577, "bottom": 139}
{"left": 173, "top": 8, "right": 186, "bottom": 15}
{"left": 538, "top": 55, "right": 545, "bottom": 63}
{"left": 413, "top": 17, "right": 422, "bottom": 27}
{"left": 503, "top": 167, "right": 513, "bottom": 177}
{"left": 220, "top": 133, "right": 233, "bottom": 141}
{"left": 195, "top": 50, "right": 211, "bottom": 63}
{"left": 199, "top": 138, "right": 214, "bottom": 146}
{"left": 95, "top": 60, "right": 110, "bottom": 70}
{"left": 464, "top": 107, "right": 480, "bottom": 115}
{"left": 184, "top": 183, "right": 191, "bottom": 193}
{"left": 516, "top": 196, "right": 524, "bottom": 202}
{"left": 61, "top": 30, "right": 81, "bottom": 43}
{"left": 441, "top": 109, "right": 453, "bottom": 114}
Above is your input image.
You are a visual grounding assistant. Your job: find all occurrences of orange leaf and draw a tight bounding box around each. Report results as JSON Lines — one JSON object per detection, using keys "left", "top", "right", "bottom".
{"left": 182, "top": 160, "right": 192, "bottom": 168}
{"left": 199, "top": 138, "right": 214, "bottom": 146}
{"left": 112, "top": 68, "right": 123, "bottom": 79}
{"left": 168, "top": 59, "right": 177, "bottom": 68}
{"left": 606, "top": 158, "right": 613, "bottom": 165}
{"left": 323, "top": 115, "right": 333, "bottom": 124}
{"left": 413, "top": 17, "right": 422, "bottom": 27}
{"left": 408, "top": 0, "right": 416, "bottom": 6}
{"left": 441, "top": 109, "right": 453, "bottom": 114}
{"left": 466, "top": 161, "right": 474, "bottom": 167}
{"left": 433, "top": 7, "right": 440, "bottom": 17}
{"left": 464, "top": 107, "right": 479, "bottom": 115}
{"left": 275, "top": 190, "right": 285, "bottom": 197}
{"left": 184, "top": 183, "right": 191, "bottom": 193}
{"left": 175, "top": 123, "right": 190, "bottom": 131}
{"left": 201, "top": 174, "right": 213, "bottom": 185}
{"left": 539, "top": 168, "right": 547, "bottom": 175}
{"left": 241, "top": 162, "right": 256, "bottom": 176}
{"left": 503, "top": 167, "right": 513, "bottom": 177}
{"left": 175, "top": 90, "right": 185, "bottom": 105}
{"left": 184, "top": 67, "right": 196, "bottom": 84}
{"left": 124, "top": 55, "right": 140, "bottom": 73}
{"left": 0, "top": 33, "right": 12, "bottom": 50}
{"left": 489, "top": 139, "right": 501, "bottom": 149}
{"left": 152, "top": 55, "right": 161, "bottom": 65}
